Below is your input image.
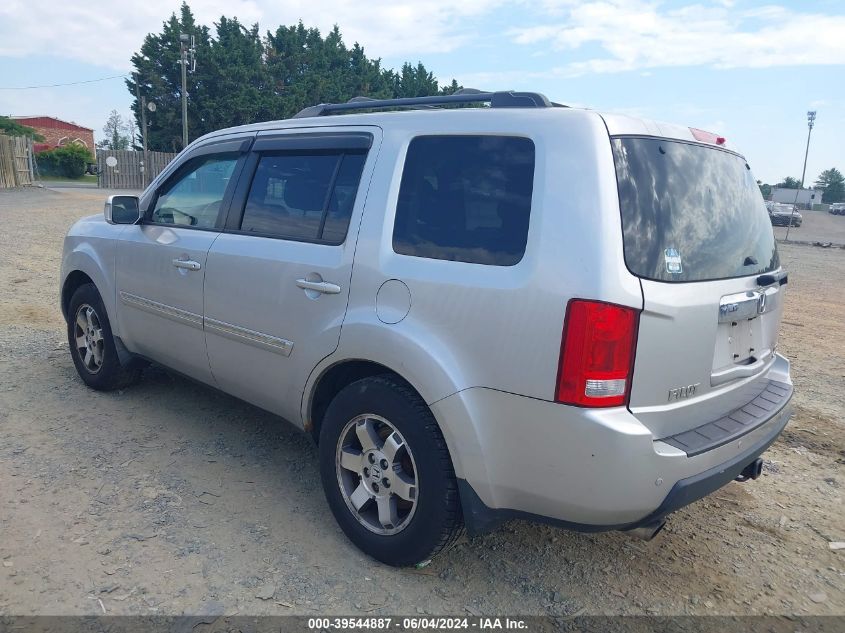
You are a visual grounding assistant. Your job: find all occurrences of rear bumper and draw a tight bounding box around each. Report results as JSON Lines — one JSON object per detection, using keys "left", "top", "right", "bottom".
{"left": 432, "top": 355, "right": 792, "bottom": 536}
{"left": 628, "top": 404, "right": 788, "bottom": 528}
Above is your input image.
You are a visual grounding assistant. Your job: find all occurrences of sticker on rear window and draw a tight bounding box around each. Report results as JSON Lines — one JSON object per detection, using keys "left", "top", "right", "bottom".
{"left": 664, "top": 248, "right": 683, "bottom": 274}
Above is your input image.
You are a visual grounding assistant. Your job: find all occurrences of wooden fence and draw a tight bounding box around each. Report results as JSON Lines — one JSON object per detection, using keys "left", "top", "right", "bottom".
{"left": 0, "top": 135, "right": 34, "bottom": 188}
{"left": 97, "top": 150, "right": 177, "bottom": 189}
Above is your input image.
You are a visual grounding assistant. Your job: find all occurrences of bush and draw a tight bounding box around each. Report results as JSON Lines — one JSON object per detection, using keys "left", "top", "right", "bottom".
{"left": 37, "top": 144, "right": 93, "bottom": 179}
{"left": 0, "top": 116, "right": 45, "bottom": 141}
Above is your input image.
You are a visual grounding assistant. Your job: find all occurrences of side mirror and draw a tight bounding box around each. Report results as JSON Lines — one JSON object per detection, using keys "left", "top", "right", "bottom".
{"left": 104, "top": 195, "right": 141, "bottom": 225}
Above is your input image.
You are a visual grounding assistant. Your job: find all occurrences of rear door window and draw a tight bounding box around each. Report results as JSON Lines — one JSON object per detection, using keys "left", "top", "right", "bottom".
{"left": 393, "top": 135, "right": 535, "bottom": 266}
{"left": 612, "top": 137, "right": 779, "bottom": 282}
{"left": 240, "top": 151, "right": 367, "bottom": 244}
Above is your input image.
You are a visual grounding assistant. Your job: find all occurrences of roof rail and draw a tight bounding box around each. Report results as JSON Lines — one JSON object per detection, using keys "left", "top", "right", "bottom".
{"left": 292, "top": 90, "right": 556, "bottom": 119}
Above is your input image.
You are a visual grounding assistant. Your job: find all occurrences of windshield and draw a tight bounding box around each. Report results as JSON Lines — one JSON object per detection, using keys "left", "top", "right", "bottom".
{"left": 612, "top": 137, "right": 779, "bottom": 283}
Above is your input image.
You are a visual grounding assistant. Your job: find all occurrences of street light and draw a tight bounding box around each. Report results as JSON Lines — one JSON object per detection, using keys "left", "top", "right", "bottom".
{"left": 786, "top": 111, "right": 817, "bottom": 240}
{"left": 802, "top": 111, "right": 817, "bottom": 190}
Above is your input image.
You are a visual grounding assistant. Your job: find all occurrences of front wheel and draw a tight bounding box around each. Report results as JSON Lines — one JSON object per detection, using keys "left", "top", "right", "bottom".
{"left": 67, "top": 283, "right": 142, "bottom": 391}
{"left": 319, "top": 375, "right": 464, "bottom": 566}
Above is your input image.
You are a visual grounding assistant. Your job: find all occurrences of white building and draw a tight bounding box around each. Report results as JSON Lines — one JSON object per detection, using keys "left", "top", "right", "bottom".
{"left": 771, "top": 187, "right": 823, "bottom": 208}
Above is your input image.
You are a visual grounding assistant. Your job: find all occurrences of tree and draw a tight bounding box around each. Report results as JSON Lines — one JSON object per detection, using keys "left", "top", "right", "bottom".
{"left": 126, "top": 3, "right": 210, "bottom": 151}
{"left": 814, "top": 167, "right": 844, "bottom": 204}
{"left": 392, "top": 62, "right": 439, "bottom": 98}
{"left": 198, "top": 17, "right": 272, "bottom": 131}
{"left": 776, "top": 176, "right": 801, "bottom": 189}
{"left": 98, "top": 110, "right": 132, "bottom": 150}
{"left": 126, "top": 118, "right": 137, "bottom": 150}
{"left": 440, "top": 79, "right": 462, "bottom": 95}
{"left": 757, "top": 181, "right": 771, "bottom": 198}
{"left": 127, "top": 3, "right": 462, "bottom": 151}
{"left": 0, "top": 116, "right": 44, "bottom": 141}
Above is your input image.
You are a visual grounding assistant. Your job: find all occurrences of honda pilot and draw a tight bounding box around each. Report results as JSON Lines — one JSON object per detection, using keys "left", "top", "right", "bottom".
{"left": 60, "top": 91, "right": 792, "bottom": 566}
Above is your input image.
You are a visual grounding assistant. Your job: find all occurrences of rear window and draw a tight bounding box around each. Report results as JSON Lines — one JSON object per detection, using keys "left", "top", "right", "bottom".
{"left": 612, "top": 137, "right": 779, "bottom": 282}
{"left": 393, "top": 135, "right": 535, "bottom": 266}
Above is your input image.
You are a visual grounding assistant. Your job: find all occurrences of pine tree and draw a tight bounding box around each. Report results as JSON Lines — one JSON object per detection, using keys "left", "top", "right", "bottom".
{"left": 128, "top": 3, "right": 462, "bottom": 150}
{"left": 126, "top": 3, "right": 209, "bottom": 151}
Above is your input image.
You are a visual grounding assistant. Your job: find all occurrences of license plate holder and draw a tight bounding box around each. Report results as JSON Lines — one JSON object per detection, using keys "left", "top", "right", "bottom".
{"left": 728, "top": 317, "right": 758, "bottom": 364}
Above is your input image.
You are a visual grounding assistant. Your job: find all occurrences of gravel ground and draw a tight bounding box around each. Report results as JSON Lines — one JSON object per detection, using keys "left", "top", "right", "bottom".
{"left": 0, "top": 186, "right": 843, "bottom": 616}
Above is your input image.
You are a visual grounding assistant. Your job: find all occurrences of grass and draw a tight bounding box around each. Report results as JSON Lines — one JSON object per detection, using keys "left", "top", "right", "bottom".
{"left": 37, "top": 174, "right": 98, "bottom": 184}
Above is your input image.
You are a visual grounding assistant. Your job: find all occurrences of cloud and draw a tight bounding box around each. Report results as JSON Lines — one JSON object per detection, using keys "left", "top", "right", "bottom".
{"left": 509, "top": 0, "right": 845, "bottom": 76}
{"left": 0, "top": 0, "right": 503, "bottom": 70}
{"left": 1, "top": 0, "right": 843, "bottom": 77}
{"left": 0, "top": 1, "right": 259, "bottom": 70}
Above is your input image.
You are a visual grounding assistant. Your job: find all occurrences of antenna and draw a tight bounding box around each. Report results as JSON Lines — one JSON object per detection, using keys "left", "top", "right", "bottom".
{"left": 189, "top": 35, "right": 197, "bottom": 73}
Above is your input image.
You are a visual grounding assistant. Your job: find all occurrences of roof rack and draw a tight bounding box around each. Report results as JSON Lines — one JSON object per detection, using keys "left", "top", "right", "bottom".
{"left": 292, "top": 90, "right": 557, "bottom": 119}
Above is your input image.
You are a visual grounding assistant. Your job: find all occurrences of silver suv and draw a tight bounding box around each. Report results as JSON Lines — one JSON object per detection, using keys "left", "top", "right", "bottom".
{"left": 60, "top": 91, "right": 792, "bottom": 566}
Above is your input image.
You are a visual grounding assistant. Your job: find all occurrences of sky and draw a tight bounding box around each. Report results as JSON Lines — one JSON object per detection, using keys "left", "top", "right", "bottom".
{"left": 0, "top": 0, "right": 842, "bottom": 185}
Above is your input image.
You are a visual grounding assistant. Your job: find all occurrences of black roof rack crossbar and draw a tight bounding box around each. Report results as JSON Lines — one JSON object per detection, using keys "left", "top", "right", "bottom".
{"left": 293, "top": 90, "right": 556, "bottom": 119}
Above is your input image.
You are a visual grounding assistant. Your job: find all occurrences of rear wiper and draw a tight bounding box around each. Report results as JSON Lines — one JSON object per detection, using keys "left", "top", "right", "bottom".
{"left": 743, "top": 256, "right": 758, "bottom": 266}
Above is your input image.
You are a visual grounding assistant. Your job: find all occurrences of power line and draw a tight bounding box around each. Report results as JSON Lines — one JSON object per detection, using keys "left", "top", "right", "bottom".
{"left": 0, "top": 74, "right": 129, "bottom": 90}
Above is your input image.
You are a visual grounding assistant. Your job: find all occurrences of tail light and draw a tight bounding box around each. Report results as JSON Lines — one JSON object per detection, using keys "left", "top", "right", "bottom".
{"left": 556, "top": 300, "right": 639, "bottom": 407}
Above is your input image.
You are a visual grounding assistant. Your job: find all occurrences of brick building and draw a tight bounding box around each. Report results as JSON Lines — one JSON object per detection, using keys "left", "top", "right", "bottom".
{"left": 11, "top": 116, "right": 94, "bottom": 153}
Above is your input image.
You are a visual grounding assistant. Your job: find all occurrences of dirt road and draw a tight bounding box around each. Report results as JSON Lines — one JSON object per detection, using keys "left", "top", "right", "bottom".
{"left": 0, "top": 187, "right": 843, "bottom": 616}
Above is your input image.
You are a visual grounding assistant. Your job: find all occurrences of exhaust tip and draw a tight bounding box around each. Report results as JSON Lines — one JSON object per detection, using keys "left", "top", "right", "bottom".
{"left": 628, "top": 520, "right": 666, "bottom": 541}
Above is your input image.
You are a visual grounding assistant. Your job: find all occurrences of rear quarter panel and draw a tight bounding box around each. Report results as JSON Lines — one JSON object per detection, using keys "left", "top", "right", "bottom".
{"left": 309, "top": 109, "right": 642, "bottom": 409}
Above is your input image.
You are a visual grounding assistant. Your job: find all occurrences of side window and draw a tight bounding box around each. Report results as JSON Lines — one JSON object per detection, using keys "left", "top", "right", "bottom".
{"left": 151, "top": 153, "right": 239, "bottom": 228}
{"left": 240, "top": 151, "right": 367, "bottom": 244}
{"left": 393, "top": 135, "right": 535, "bottom": 266}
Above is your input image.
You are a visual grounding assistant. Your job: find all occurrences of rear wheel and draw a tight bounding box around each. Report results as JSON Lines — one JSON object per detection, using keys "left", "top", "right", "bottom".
{"left": 67, "top": 283, "right": 142, "bottom": 391}
{"left": 319, "top": 375, "right": 464, "bottom": 566}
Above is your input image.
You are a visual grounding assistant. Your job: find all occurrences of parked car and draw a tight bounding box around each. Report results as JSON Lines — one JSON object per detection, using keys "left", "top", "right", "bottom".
{"left": 830, "top": 203, "right": 845, "bottom": 215}
{"left": 60, "top": 91, "right": 793, "bottom": 566}
{"left": 769, "top": 203, "right": 802, "bottom": 227}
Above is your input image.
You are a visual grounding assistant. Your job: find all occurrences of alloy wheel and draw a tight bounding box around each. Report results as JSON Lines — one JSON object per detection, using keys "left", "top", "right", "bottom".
{"left": 335, "top": 414, "right": 418, "bottom": 535}
{"left": 73, "top": 304, "right": 104, "bottom": 373}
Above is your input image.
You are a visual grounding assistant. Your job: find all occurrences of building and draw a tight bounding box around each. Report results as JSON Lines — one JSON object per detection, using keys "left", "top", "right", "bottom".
{"left": 10, "top": 116, "right": 94, "bottom": 153}
{"left": 771, "top": 187, "right": 823, "bottom": 209}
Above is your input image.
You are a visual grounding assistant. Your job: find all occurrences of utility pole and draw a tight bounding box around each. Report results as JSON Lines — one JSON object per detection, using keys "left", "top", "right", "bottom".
{"left": 179, "top": 33, "right": 189, "bottom": 149}
{"left": 178, "top": 33, "right": 196, "bottom": 150}
{"left": 140, "top": 96, "right": 148, "bottom": 152}
{"left": 134, "top": 75, "right": 149, "bottom": 186}
{"left": 786, "top": 111, "right": 816, "bottom": 240}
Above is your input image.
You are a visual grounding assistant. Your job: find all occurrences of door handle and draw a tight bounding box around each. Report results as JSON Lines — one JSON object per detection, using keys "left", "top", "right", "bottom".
{"left": 296, "top": 279, "right": 341, "bottom": 294}
{"left": 172, "top": 258, "right": 202, "bottom": 271}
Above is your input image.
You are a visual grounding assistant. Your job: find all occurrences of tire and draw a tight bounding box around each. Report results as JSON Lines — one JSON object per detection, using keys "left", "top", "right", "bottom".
{"left": 319, "top": 375, "right": 464, "bottom": 566}
{"left": 67, "top": 283, "right": 142, "bottom": 391}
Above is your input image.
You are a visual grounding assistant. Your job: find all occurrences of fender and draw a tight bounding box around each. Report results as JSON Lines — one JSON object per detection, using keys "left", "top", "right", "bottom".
{"left": 61, "top": 227, "right": 119, "bottom": 334}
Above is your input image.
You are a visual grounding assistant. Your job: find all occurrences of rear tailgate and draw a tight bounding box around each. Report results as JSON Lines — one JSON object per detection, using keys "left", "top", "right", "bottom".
{"left": 611, "top": 136, "right": 789, "bottom": 441}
